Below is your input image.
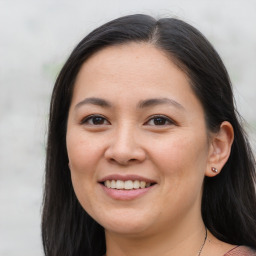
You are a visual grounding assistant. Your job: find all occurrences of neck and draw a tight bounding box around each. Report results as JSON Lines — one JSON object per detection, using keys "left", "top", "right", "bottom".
{"left": 105, "top": 220, "right": 206, "bottom": 256}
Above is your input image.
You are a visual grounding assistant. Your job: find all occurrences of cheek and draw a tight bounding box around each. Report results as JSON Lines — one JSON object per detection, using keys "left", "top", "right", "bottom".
{"left": 66, "top": 134, "right": 100, "bottom": 218}
{"left": 66, "top": 130, "right": 98, "bottom": 199}
{"left": 149, "top": 134, "right": 208, "bottom": 219}
{"left": 66, "top": 129, "right": 102, "bottom": 172}
{"left": 150, "top": 132, "right": 209, "bottom": 194}
{"left": 154, "top": 133, "right": 207, "bottom": 168}
{"left": 70, "top": 171, "right": 98, "bottom": 220}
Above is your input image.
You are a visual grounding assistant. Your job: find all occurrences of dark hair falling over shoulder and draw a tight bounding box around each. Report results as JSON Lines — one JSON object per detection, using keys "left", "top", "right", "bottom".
{"left": 42, "top": 14, "right": 256, "bottom": 256}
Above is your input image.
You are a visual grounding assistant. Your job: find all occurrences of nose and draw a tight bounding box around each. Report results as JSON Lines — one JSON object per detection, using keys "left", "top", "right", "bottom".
{"left": 104, "top": 124, "right": 146, "bottom": 165}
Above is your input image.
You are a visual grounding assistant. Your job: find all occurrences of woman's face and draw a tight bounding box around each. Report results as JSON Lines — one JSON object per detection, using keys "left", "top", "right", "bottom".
{"left": 66, "top": 43, "right": 213, "bottom": 236}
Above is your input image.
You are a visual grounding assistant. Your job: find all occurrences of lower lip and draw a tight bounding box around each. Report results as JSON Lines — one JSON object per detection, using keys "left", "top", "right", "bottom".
{"left": 100, "top": 184, "right": 155, "bottom": 200}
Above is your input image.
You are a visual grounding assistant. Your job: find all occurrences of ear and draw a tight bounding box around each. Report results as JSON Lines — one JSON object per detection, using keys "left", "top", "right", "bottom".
{"left": 205, "top": 121, "right": 234, "bottom": 177}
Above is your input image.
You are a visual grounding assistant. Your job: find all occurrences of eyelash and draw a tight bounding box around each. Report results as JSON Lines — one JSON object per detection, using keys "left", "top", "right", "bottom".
{"left": 144, "top": 115, "right": 175, "bottom": 126}
{"left": 81, "top": 114, "right": 175, "bottom": 126}
{"left": 81, "top": 115, "right": 110, "bottom": 125}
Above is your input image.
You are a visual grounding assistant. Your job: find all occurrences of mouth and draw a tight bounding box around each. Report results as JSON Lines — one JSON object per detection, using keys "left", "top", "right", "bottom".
{"left": 101, "top": 180, "right": 155, "bottom": 190}
{"left": 98, "top": 175, "right": 157, "bottom": 200}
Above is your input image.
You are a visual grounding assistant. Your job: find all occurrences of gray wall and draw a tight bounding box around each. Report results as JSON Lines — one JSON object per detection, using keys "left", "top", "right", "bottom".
{"left": 0, "top": 0, "right": 255, "bottom": 255}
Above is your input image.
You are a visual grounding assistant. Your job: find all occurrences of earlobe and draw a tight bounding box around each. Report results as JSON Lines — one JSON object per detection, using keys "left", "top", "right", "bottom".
{"left": 205, "top": 121, "right": 234, "bottom": 177}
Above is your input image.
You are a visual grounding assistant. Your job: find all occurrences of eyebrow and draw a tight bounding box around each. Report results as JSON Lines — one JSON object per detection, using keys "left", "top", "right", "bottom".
{"left": 75, "top": 97, "right": 112, "bottom": 109}
{"left": 74, "top": 97, "right": 185, "bottom": 110}
{"left": 138, "top": 98, "right": 185, "bottom": 110}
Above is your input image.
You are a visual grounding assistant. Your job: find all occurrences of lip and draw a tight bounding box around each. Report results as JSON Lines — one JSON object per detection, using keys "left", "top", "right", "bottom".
{"left": 100, "top": 183, "right": 156, "bottom": 200}
{"left": 98, "top": 174, "right": 156, "bottom": 183}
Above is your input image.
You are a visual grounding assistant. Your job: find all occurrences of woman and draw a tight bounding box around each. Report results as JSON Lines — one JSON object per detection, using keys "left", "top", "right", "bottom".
{"left": 42, "top": 14, "right": 256, "bottom": 256}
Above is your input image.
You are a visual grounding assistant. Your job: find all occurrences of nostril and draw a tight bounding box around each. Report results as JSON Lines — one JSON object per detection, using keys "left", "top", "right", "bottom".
{"left": 104, "top": 143, "right": 146, "bottom": 165}
{"left": 109, "top": 158, "right": 139, "bottom": 165}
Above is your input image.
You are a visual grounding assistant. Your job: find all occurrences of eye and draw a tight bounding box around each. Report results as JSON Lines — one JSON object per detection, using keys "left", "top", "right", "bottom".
{"left": 145, "top": 115, "right": 175, "bottom": 126}
{"left": 81, "top": 115, "right": 110, "bottom": 125}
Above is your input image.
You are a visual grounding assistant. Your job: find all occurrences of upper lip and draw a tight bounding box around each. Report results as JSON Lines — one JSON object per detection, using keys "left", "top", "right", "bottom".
{"left": 98, "top": 174, "right": 157, "bottom": 184}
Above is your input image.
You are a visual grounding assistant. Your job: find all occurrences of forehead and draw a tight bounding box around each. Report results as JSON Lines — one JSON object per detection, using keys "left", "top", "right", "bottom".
{"left": 87, "top": 42, "right": 169, "bottom": 65}
{"left": 71, "top": 43, "right": 201, "bottom": 112}
{"left": 79, "top": 43, "right": 181, "bottom": 78}
{"left": 74, "top": 43, "right": 189, "bottom": 90}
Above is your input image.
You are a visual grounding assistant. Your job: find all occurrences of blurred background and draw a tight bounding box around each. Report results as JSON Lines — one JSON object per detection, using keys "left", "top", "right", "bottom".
{"left": 0, "top": 0, "right": 255, "bottom": 255}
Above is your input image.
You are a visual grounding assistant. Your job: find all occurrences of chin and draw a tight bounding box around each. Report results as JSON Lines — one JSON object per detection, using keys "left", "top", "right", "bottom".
{"left": 105, "top": 221, "right": 150, "bottom": 236}
{"left": 96, "top": 209, "right": 154, "bottom": 235}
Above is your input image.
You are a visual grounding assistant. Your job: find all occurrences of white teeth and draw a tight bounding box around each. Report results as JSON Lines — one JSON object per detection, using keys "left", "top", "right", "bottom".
{"left": 124, "top": 180, "right": 133, "bottom": 190}
{"left": 110, "top": 180, "right": 116, "bottom": 189}
{"left": 105, "top": 180, "right": 111, "bottom": 188}
{"left": 133, "top": 180, "right": 140, "bottom": 189}
{"left": 116, "top": 180, "right": 124, "bottom": 189}
{"left": 103, "top": 180, "right": 153, "bottom": 190}
{"left": 140, "top": 181, "right": 146, "bottom": 188}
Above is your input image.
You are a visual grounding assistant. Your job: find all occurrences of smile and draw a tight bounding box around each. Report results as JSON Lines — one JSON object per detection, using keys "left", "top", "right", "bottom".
{"left": 99, "top": 175, "right": 157, "bottom": 200}
{"left": 104, "top": 180, "right": 152, "bottom": 190}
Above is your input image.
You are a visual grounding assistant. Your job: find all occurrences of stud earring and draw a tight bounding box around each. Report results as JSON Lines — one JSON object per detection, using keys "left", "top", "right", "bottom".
{"left": 211, "top": 167, "right": 218, "bottom": 173}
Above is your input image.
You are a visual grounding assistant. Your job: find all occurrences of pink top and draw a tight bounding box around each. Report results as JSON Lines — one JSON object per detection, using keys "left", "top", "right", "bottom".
{"left": 224, "top": 246, "right": 256, "bottom": 256}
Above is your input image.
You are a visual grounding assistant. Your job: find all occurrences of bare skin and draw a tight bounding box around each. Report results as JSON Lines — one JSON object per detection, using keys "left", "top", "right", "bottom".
{"left": 202, "top": 232, "right": 236, "bottom": 256}
{"left": 105, "top": 229, "right": 236, "bottom": 256}
{"left": 66, "top": 43, "right": 234, "bottom": 256}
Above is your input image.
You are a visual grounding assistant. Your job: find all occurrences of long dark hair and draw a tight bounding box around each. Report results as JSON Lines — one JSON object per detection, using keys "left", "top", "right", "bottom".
{"left": 42, "top": 14, "right": 256, "bottom": 256}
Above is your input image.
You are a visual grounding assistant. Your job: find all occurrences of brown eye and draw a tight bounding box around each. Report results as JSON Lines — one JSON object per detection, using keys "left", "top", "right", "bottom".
{"left": 145, "top": 115, "right": 174, "bottom": 126}
{"left": 91, "top": 116, "right": 105, "bottom": 125}
{"left": 153, "top": 117, "right": 168, "bottom": 125}
{"left": 82, "top": 115, "right": 110, "bottom": 125}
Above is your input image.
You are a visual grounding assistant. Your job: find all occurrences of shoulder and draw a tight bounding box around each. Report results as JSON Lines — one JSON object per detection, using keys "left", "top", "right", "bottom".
{"left": 224, "top": 246, "right": 256, "bottom": 256}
